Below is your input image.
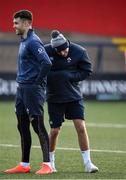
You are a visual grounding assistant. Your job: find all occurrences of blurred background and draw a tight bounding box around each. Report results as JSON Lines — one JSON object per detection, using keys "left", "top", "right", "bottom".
{"left": 0, "top": 0, "right": 126, "bottom": 101}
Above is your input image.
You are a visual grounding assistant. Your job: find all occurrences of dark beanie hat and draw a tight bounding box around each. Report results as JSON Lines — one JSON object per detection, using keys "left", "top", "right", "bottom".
{"left": 51, "top": 30, "right": 69, "bottom": 52}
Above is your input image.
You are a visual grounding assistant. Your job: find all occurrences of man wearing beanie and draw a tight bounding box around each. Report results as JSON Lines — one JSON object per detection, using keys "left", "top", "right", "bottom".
{"left": 45, "top": 30, "right": 99, "bottom": 173}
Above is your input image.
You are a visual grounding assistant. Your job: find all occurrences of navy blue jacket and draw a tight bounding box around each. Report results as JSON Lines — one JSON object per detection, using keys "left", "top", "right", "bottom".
{"left": 45, "top": 42, "right": 92, "bottom": 103}
{"left": 17, "top": 29, "right": 52, "bottom": 87}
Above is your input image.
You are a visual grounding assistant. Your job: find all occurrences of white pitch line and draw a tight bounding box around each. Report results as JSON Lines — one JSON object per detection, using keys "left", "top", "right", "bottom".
{"left": 0, "top": 143, "right": 126, "bottom": 154}
{"left": 64, "top": 122, "right": 126, "bottom": 128}
{"left": 87, "top": 123, "right": 126, "bottom": 128}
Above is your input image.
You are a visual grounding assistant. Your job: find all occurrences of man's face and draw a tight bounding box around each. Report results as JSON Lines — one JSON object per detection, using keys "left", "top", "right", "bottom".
{"left": 13, "top": 17, "right": 27, "bottom": 35}
{"left": 57, "top": 48, "right": 69, "bottom": 57}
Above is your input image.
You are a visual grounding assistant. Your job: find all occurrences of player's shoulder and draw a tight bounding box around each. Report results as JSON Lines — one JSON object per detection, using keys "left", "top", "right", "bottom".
{"left": 30, "top": 33, "right": 42, "bottom": 43}
{"left": 27, "top": 32, "right": 44, "bottom": 49}
{"left": 70, "top": 42, "right": 86, "bottom": 51}
{"left": 70, "top": 42, "right": 86, "bottom": 56}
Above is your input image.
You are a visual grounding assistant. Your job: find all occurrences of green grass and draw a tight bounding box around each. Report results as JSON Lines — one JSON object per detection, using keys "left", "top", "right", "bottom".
{"left": 0, "top": 101, "right": 126, "bottom": 179}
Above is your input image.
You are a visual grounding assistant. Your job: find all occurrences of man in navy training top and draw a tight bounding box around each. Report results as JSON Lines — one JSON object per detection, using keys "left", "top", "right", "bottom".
{"left": 45, "top": 30, "right": 99, "bottom": 173}
{"left": 4, "top": 10, "right": 54, "bottom": 175}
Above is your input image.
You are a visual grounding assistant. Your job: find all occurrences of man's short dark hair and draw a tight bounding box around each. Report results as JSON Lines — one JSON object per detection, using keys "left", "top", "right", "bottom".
{"left": 13, "top": 10, "right": 33, "bottom": 21}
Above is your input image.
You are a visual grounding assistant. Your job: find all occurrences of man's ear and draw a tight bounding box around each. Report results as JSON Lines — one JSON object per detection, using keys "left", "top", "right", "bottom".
{"left": 23, "top": 20, "right": 30, "bottom": 27}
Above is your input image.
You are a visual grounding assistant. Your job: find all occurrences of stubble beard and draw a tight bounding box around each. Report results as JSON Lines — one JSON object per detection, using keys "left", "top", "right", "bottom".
{"left": 15, "top": 29, "right": 23, "bottom": 36}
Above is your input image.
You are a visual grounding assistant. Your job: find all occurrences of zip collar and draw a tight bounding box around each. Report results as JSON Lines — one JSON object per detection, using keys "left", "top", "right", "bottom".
{"left": 21, "top": 29, "right": 33, "bottom": 42}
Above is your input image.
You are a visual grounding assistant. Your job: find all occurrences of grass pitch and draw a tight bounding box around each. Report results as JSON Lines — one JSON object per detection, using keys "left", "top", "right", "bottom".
{"left": 0, "top": 101, "right": 126, "bottom": 179}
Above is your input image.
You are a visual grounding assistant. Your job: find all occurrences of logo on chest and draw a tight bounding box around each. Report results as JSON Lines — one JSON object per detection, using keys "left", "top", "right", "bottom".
{"left": 67, "top": 57, "right": 72, "bottom": 63}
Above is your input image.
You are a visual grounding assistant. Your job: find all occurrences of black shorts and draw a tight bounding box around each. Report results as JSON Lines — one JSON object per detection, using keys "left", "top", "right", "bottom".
{"left": 15, "top": 84, "right": 45, "bottom": 116}
{"left": 47, "top": 100, "right": 85, "bottom": 128}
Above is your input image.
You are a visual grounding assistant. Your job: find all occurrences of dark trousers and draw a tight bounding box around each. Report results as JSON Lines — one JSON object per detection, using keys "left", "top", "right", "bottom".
{"left": 17, "top": 114, "right": 50, "bottom": 162}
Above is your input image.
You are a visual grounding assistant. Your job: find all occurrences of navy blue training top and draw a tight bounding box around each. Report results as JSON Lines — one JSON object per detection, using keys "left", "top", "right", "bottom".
{"left": 17, "top": 29, "right": 52, "bottom": 87}
{"left": 45, "top": 42, "right": 92, "bottom": 103}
